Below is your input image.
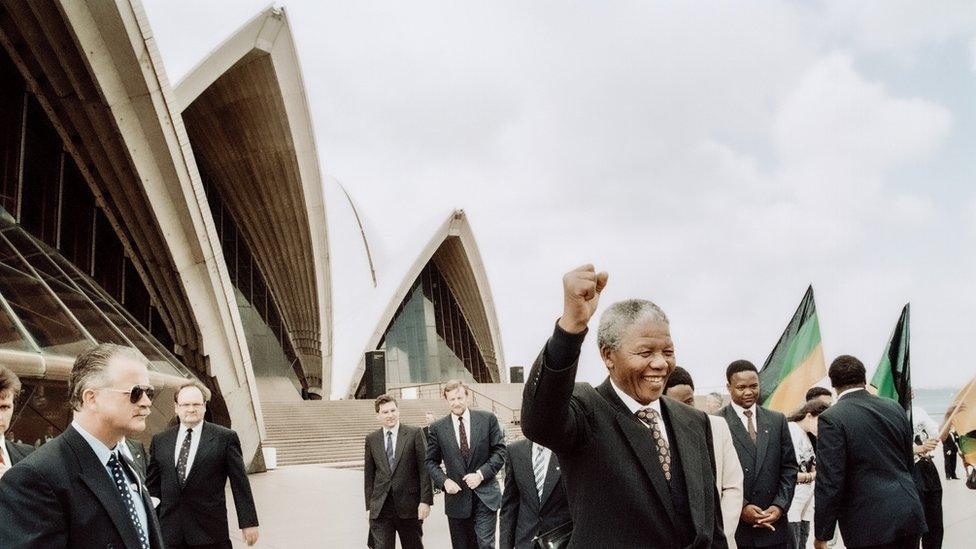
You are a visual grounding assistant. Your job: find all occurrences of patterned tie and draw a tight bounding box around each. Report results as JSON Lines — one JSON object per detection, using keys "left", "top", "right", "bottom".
{"left": 458, "top": 416, "right": 471, "bottom": 461}
{"left": 386, "top": 429, "right": 395, "bottom": 468}
{"left": 744, "top": 409, "right": 758, "bottom": 443}
{"left": 108, "top": 453, "right": 150, "bottom": 549}
{"left": 533, "top": 445, "right": 547, "bottom": 500}
{"left": 636, "top": 407, "right": 672, "bottom": 481}
{"left": 177, "top": 428, "right": 192, "bottom": 485}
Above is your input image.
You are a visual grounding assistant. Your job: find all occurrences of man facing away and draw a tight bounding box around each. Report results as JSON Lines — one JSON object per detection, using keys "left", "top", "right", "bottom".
{"left": 521, "top": 264, "right": 727, "bottom": 548}
{"left": 665, "top": 366, "right": 744, "bottom": 548}
{"left": 499, "top": 437, "right": 572, "bottom": 549}
{"left": 147, "top": 381, "right": 259, "bottom": 548}
{"left": 364, "top": 394, "right": 432, "bottom": 549}
{"left": 813, "top": 355, "right": 926, "bottom": 549}
{"left": 0, "top": 366, "right": 34, "bottom": 474}
{"left": 425, "top": 379, "right": 507, "bottom": 549}
{"left": 0, "top": 343, "right": 164, "bottom": 548}
{"left": 719, "top": 360, "right": 798, "bottom": 549}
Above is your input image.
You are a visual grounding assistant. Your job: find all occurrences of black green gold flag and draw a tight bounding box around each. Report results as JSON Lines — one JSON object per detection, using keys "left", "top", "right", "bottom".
{"left": 760, "top": 285, "right": 826, "bottom": 413}
{"left": 871, "top": 304, "right": 912, "bottom": 414}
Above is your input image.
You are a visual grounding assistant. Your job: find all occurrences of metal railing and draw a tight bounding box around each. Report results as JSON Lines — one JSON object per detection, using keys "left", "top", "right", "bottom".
{"left": 387, "top": 382, "right": 521, "bottom": 425}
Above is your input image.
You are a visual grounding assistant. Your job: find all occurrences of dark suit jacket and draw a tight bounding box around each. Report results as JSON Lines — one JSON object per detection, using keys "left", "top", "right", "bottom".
{"left": 719, "top": 404, "right": 797, "bottom": 547}
{"left": 0, "top": 426, "right": 164, "bottom": 548}
{"left": 4, "top": 438, "right": 34, "bottom": 465}
{"left": 521, "top": 326, "right": 727, "bottom": 549}
{"left": 147, "top": 421, "right": 258, "bottom": 546}
{"left": 500, "top": 439, "right": 572, "bottom": 549}
{"left": 814, "top": 390, "right": 926, "bottom": 546}
{"left": 364, "top": 423, "right": 433, "bottom": 519}
{"left": 425, "top": 408, "right": 507, "bottom": 517}
{"left": 124, "top": 438, "right": 148, "bottom": 482}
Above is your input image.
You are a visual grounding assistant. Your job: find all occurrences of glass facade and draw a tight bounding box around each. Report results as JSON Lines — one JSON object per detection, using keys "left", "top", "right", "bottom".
{"left": 0, "top": 41, "right": 194, "bottom": 444}
{"left": 358, "top": 262, "right": 491, "bottom": 396}
{"left": 201, "top": 177, "right": 307, "bottom": 393}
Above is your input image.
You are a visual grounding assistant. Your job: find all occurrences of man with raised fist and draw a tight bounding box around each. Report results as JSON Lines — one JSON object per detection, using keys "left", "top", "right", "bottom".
{"left": 520, "top": 265, "right": 727, "bottom": 548}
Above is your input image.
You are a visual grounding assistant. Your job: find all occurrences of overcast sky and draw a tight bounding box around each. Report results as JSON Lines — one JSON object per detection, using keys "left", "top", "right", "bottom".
{"left": 143, "top": 1, "right": 975, "bottom": 392}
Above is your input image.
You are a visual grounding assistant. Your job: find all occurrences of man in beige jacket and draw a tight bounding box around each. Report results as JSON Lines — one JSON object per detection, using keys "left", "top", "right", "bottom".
{"left": 665, "top": 367, "right": 743, "bottom": 548}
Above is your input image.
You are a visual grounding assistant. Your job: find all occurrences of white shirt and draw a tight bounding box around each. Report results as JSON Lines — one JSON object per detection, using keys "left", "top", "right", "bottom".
{"left": 730, "top": 401, "right": 759, "bottom": 435}
{"left": 912, "top": 406, "right": 941, "bottom": 462}
{"left": 175, "top": 422, "right": 204, "bottom": 474}
{"left": 0, "top": 434, "right": 11, "bottom": 470}
{"left": 383, "top": 423, "right": 400, "bottom": 455}
{"left": 451, "top": 408, "right": 472, "bottom": 449}
{"left": 610, "top": 378, "right": 669, "bottom": 446}
{"left": 837, "top": 387, "right": 865, "bottom": 400}
{"left": 72, "top": 420, "right": 149, "bottom": 537}
{"left": 787, "top": 422, "right": 815, "bottom": 522}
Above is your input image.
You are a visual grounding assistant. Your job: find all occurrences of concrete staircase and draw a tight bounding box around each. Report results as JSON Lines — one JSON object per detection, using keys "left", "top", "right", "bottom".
{"left": 261, "top": 399, "right": 524, "bottom": 468}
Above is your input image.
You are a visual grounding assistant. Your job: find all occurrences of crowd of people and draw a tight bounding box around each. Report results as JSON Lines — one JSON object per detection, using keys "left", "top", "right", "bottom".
{"left": 0, "top": 345, "right": 259, "bottom": 548}
{"left": 364, "top": 264, "right": 965, "bottom": 549}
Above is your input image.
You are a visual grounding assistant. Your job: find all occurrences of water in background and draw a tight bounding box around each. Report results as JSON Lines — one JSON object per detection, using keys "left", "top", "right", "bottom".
{"left": 914, "top": 387, "right": 959, "bottom": 418}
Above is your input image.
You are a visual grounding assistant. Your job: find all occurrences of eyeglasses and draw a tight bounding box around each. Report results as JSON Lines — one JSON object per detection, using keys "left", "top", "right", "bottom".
{"left": 177, "top": 402, "right": 205, "bottom": 409}
{"left": 101, "top": 384, "right": 156, "bottom": 403}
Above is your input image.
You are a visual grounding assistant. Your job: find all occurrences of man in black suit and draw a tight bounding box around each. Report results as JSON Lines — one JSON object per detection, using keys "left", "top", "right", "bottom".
{"left": 120, "top": 437, "right": 149, "bottom": 481}
{"left": 719, "top": 360, "right": 797, "bottom": 549}
{"left": 425, "top": 379, "right": 507, "bottom": 549}
{"left": 147, "top": 381, "right": 259, "bottom": 548}
{"left": 944, "top": 429, "right": 960, "bottom": 480}
{"left": 0, "top": 367, "right": 34, "bottom": 473}
{"left": 364, "top": 393, "right": 432, "bottom": 549}
{"left": 521, "top": 264, "right": 727, "bottom": 548}
{"left": 813, "top": 355, "right": 926, "bottom": 549}
{"left": 0, "top": 343, "right": 164, "bottom": 548}
{"left": 500, "top": 438, "right": 571, "bottom": 549}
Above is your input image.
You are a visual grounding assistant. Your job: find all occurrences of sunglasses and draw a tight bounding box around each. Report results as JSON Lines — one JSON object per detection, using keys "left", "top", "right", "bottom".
{"left": 102, "top": 384, "right": 156, "bottom": 403}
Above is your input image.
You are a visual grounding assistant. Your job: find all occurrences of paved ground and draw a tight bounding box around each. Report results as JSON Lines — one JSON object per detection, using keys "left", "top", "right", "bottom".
{"left": 227, "top": 464, "right": 976, "bottom": 548}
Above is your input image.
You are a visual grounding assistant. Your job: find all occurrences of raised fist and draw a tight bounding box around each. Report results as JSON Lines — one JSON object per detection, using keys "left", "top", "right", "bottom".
{"left": 557, "top": 264, "right": 608, "bottom": 334}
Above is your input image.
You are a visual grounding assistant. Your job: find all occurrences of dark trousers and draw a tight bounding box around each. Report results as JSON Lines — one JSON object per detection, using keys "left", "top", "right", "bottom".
{"left": 739, "top": 544, "right": 788, "bottom": 549}
{"left": 448, "top": 496, "right": 496, "bottom": 549}
{"left": 167, "top": 542, "right": 232, "bottom": 549}
{"left": 915, "top": 459, "right": 943, "bottom": 549}
{"left": 853, "top": 534, "right": 922, "bottom": 549}
{"left": 788, "top": 520, "right": 809, "bottom": 549}
{"left": 370, "top": 498, "right": 424, "bottom": 549}
{"left": 944, "top": 450, "right": 958, "bottom": 479}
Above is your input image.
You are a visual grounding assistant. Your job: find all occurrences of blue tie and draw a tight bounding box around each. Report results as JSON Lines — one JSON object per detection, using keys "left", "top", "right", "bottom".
{"left": 108, "top": 453, "right": 149, "bottom": 549}
{"left": 386, "top": 430, "right": 395, "bottom": 468}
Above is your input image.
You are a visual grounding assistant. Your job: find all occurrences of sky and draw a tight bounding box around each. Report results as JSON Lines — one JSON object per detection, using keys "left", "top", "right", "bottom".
{"left": 142, "top": 0, "right": 976, "bottom": 392}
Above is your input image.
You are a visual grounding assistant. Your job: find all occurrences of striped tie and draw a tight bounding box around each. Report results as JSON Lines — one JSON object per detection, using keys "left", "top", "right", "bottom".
{"left": 533, "top": 445, "right": 546, "bottom": 500}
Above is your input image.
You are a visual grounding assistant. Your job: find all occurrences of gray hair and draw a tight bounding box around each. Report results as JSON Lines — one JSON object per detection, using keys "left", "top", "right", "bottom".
{"left": 597, "top": 299, "right": 669, "bottom": 351}
{"left": 68, "top": 344, "right": 146, "bottom": 411}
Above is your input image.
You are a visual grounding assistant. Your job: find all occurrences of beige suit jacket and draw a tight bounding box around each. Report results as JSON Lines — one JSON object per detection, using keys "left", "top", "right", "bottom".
{"left": 710, "top": 415, "right": 744, "bottom": 549}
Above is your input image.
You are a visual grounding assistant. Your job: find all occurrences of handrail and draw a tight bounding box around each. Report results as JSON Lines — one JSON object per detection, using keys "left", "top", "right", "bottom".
{"left": 387, "top": 382, "right": 520, "bottom": 424}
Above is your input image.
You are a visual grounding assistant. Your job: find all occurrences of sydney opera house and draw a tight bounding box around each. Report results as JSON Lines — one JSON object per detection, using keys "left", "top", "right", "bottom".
{"left": 0, "top": 2, "right": 503, "bottom": 469}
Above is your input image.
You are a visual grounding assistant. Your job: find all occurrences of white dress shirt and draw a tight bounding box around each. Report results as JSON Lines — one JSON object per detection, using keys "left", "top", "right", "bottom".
{"left": 175, "top": 422, "right": 204, "bottom": 474}
{"left": 837, "top": 387, "right": 865, "bottom": 400}
{"left": 72, "top": 420, "right": 149, "bottom": 537}
{"left": 730, "top": 401, "right": 759, "bottom": 434}
{"left": 0, "top": 434, "right": 11, "bottom": 467}
{"left": 532, "top": 443, "right": 552, "bottom": 479}
{"left": 610, "top": 378, "right": 669, "bottom": 446}
{"left": 451, "top": 408, "right": 472, "bottom": 449}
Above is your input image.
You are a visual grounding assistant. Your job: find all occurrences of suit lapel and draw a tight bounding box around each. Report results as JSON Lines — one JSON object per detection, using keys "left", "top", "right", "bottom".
{"left": 5, "top": 440, "right": 23, "bottom": 463}
{"left": 391, "top": 425, "right": 408, "bottom": 473}
{"left": 597, "top": 379, "right": 676, "bottom": 526}
{"left": 464, "top": 411, "right": 479, "bottom": 468}
{"left": 64, "top": 427, "right": 143, "bottom": 549}
{"left": 516, "top": 442, "right": 541, "bottom": 510}
{"left": 754, "top": 407, "right": 771, "bottom": 475}
{"left": 183, "top": 422, "right": 214, "bottom": 488}
{"left": 723, "top": 406, "right": 757, "bottom": 465}
{"left": 539, "top": 449, "right": 561, "bottom": 506}
{"left": 662, "top": 398, "right": 711, "bottom": 536}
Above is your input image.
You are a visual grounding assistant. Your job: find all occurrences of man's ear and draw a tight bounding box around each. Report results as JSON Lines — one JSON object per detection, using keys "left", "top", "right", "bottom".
{"left": 600, "top": 346, "right": 614, "bottom": 371}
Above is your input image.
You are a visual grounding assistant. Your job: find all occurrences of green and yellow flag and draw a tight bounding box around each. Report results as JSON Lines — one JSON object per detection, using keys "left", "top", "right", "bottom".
{"left": 871, "top": 304, "right": 912, "bottom": 416}
{"left": 760, "top": 285, "right": 827, "bottom": 413}
{"left": 949, "top": 377, "right": 976, "bottom": 466}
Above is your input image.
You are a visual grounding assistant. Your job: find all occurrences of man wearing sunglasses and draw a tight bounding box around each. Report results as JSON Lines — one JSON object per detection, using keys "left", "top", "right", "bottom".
{"left": 147, "top": 381, "right": 260, "bottom": 548}
{"left": 0, "top": 343, "right": 165, "bottom": 548}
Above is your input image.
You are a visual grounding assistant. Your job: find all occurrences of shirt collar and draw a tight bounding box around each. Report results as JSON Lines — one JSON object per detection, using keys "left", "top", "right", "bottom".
{"left": 731, "top": 401, "right": 757, "bottom": 418}
{"left": 532, "top": 442, "right": 550, "bottom": 457}
{"left": 72, "top": 420, "right": 118, "bottom": 467}
{"left": 452, "top": 408, "right": 471, "bottom": 425}
{"left": 179, "top": 420, "right": 203, "bottom": 435}
{"left": 610, "top": 378, "right": 661, "bottom": 416}
{"left": 838, "top": 387, "right": 866, "bottom": 400}
{"left": 384, "top": 423, "right": 400, "bottom": 435}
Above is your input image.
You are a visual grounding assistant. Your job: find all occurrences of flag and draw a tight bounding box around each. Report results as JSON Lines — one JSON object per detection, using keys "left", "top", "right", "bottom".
{"left": 760, "top": 285, "right": 827, "bottom": 413}
{"left": 871, "top": 304, "right": 912, "bottom": 415}
{"left": 949, "top": 377, "right": 976, "bottom": 466}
